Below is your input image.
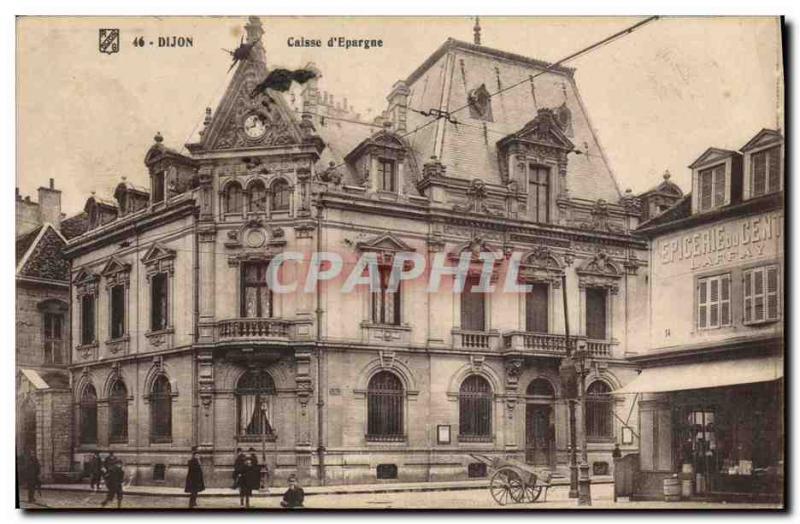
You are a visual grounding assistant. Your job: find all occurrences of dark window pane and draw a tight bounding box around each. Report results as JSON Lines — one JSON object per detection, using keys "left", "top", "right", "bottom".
{"left": 459, "top": 375, "right": 492, "bottom": 438}
{"left": 151, "top": 273, "right": 168, "bottom": 331}
{"left": 367, "top": 371, "right": 404, "bottom": 438}
{"left": 225, "top": 183, "right": 243, "bottom": 213}
{"left": 271, "top": 180, "right": 291, "bottom": 211}
{"left": 236, "top": 370, "right": 276, "bottom": 436}
{"left": 371, "top": 266, "right": 400, "bottom": 325}
{"left": 109, "top": 380, "right": 128, "bottom": 441}
{"left": 586, "top": 381, "right": 612, "bottom": 439}
{"left": 110, "top": 285, "right": 125, "bottom": 339}
{"left": 752, "top": 150, "right": 767, "bottom": 196}
{"left": 529, "top": 165, "right": 550, "bottom": 223}
{"left": 460, "top": 277, "right": 486, "bottom": 331}
{"left": 526, "top": 283, "right": 549, "bottom": 333}
{"left": 767, "top": 146, "right": 781, "bottom": 193}
{"left": 80, "top": 385, "right": 98, "bottom": 444}
{"left": 586, "top": 288, "right": 607, "bottom": 340}
{"left": 153, "top": 172, "right": 165, "bottom": 203}
{"left": 44, "top": 312, "right": 63, "bottom": 365}
{"left": 378, "top": 159, "right": 396, "bottom": 192}
{"left": 150, "top": 376, "right": 172, "bottom": 441}
{"left": 699, "top": 169, "right": 713, "bottom": 211}
{"left": 248, "top": 181, "right": 267, "bottom": 212}
{"left": 81, "top": 294, "right": 95, "bottom": 345}
{"left": 240, "top": 262, "right": 272, "bottom": 318}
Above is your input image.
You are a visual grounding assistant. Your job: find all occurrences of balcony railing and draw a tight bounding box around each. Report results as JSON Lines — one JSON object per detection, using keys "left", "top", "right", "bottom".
{"left": 503, "top": 332, "right": 614, "bottom": 358}
{"left": 452, "top": 330, "right": 500, "bottom": 350}
{"left": 217, "top": 318, "right": 292, "bottom": 340}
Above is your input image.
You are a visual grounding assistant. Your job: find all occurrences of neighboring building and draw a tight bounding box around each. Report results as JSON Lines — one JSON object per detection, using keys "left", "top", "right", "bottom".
{"left": 636, "top": 170, "right": 684, "bottom": 223}
{"left": 622, "top": 129, "right": 784, "bottom": 502}
{"left": 16, "top": 179, "right": 89, "bottom": 481}
{"left": 63, "top": 17, "right": 650, "bottom": 487}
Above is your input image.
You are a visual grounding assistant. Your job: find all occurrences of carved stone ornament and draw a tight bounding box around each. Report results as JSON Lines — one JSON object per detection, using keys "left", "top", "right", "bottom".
{"left": 576, "top": 250, "right": 622, "bottom": 294}
{"left": 317, "top": 161, "right": 343, "bottom": 186}
{"left": 453, "top": 179, "right": 505, "bottom": 216}
{"left": 576, "top": 199, "right": 624, "bottom": 234}
{"left": 518, "top": 246, "right": 568, "bottom": 287}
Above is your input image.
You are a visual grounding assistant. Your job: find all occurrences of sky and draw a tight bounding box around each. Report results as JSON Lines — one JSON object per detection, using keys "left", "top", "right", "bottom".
{"left": 16, "top": 16, "right": 782, "bottom": 216}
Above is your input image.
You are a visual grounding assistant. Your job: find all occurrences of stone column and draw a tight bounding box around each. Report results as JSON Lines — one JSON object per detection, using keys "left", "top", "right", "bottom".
{"left": 196, "top": 350, "right": 215, "bottom": 449}
{"left": 293, "top": 348, "right": 314, "bottom": 483}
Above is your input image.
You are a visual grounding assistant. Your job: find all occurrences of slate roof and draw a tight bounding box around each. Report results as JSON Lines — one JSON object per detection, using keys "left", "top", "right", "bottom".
{"left": 60, "top": 212, "right": 90, "bottom": 240}
{"left": 16, "top": 224, "right": 69, "bottom": 282}
{"left": 16, "top": 226, "right": 42, "bottom": 265}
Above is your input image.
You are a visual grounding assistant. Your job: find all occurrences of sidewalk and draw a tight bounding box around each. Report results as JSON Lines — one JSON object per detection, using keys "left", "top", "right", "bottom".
{"left": 42, "top": 475, "right": 613, "bottom": 498}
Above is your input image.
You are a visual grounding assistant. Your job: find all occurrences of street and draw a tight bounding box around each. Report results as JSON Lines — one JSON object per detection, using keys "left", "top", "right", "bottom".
{"left": 19, "top": 484, "right": 781, "bottom": 510}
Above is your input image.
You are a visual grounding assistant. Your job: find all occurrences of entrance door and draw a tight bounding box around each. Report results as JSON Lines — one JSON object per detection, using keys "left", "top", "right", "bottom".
{"left": 526, "top": 404, "right": 553, "bottom": 466}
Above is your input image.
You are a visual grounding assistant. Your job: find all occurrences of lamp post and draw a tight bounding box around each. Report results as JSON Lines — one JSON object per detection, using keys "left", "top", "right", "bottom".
{"left": 559, "top": 274, "right": 579, "bottom": 499}
{"left": 260, "top": 400, "right": 267, "bottom": 490}
{"left": 575, "top": 340, "right": 592, "bottom": 506}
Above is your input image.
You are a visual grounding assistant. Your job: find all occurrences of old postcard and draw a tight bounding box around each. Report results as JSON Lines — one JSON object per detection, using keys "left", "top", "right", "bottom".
{"left": 14, "top": 15, "right": 784, "bottom": 510}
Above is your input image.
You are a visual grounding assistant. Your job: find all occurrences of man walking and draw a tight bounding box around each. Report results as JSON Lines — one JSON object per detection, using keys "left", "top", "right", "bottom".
{"left": 101, "top": 460, "right": 124, "bottom": 508}
{"left": 88, "top": 452, "right": 103, "bottom": 490}
{"left": 239, "top": 457, "right": 260, "bottom": 509}
{"left": 232, "top": 448, "right": 246, "bottom": 490}
{"left": 184, "top": 447, "right": 205, "bottom": 509}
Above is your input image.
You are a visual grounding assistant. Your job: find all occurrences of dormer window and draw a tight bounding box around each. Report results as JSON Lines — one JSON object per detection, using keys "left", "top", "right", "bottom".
{"left": 378, "top": 158, "right": 396, "bottom": 192}
{"left": 750, "top": 146, "right": 781, "bottom": 197}
{"left": 698, "top": 164, "right": 725, "bottom": 212}
{"left": 153, "top": 171, "right": 166, "bottom": 203}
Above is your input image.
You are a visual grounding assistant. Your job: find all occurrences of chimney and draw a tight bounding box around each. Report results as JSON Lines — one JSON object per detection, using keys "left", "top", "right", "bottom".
{"left": 38, "top": 178, "right": 62, "bottom": 230}
{"left": 386, "top": 80, "right": 410, "bottom": 134}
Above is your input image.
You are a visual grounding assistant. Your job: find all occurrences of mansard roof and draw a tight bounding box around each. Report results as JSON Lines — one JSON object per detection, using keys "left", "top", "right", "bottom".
{"left": 16, "top": 224, "right": 70, "bottom": 282}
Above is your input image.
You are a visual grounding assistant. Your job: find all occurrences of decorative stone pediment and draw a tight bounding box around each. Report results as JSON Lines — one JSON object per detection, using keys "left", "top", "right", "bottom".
{"left": 141, "top": 242, "right": 176, "bottom": 278}
{"left": 448, "top": 234, "right": 505, "bottom": 280}
{"left": 74, "top": 268, "right": 100, "bottom": 295}
{"left": 518, "top": 246, "right": 570, "bottom": 287}
{"left": 576, "top": 250, "right": 622, "bottom": 293}
{"left": 575, "top": 199, "right": 624, "bottom": 234}
{"left": 740, "top": 128, "right": 783, "bottom": 152}
{"left": 498, "top": 108, "right": 574, "bottom": 153}
{"left": 688, "top": 147, "right": 737, "bottom": 169}
{"left": 345, "top": 130, "right": 408, "bottom": 164}
{"left": 452, "top": 179, "right": 505, "bottom": 216}
{"left": 100, "top": 256, "right": 132, "bottom": 286}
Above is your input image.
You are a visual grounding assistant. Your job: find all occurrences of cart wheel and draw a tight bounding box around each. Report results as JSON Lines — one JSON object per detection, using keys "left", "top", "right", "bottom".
{"left": 490, "top": 468, "right": 525, "bottom": 505}
{"left": 522, "top": 483, "right": 543, "bottom": 503}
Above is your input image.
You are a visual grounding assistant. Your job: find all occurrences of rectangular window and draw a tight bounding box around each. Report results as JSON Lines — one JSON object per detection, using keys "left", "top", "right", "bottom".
{"left": 743, "top": 265, "right": 780, "bottom": 324}
{"left": 697, "top": 274, "right": 731, "bottom": 329}
{"left": 43, "top": 313, "right": 63, "bottom": 365}
{"left": 152, "top": 171, "right": 166, "bottom": 203}
{"left": 460, "top": 276, "right": 486, "bottom": 331}
{"left": 151, "top": 272, "right": 169, "bottom": 331}
{"left": 378, "top": 158, "right": 396, "bottom": 192}
{"left": 110, "top": 285, "right": 125, "bottom": 339}
{"left": 80, "top": 294, "right": 95, "bottom": 345}
{"left": 585, "top": 288, "right": 607, "bottom": 340}
{"left": 525, "top": 283, "right": 549, "bottom": 333}
{"left": 528, "top": 165, "right": 550, "bottom": 223}
{"left": 698, "top": 164, "right": 725, "bottom": 211}
{"left": 371, "top": 266, "right": 401, "bottom": 325}
{"left": 240, "top": 262, "right": 272, "bottom": 318}
{"left": 750, "top": 146, "right": 781, "bottom": 197}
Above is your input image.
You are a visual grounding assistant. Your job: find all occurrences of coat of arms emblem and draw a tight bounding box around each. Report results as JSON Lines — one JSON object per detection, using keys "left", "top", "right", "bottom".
{"left": 99, "top": 28, "right": 120, "bottom": 54}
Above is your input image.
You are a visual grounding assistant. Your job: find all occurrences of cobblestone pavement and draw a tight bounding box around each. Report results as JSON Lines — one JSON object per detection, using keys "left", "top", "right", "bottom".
{"left": 19, "top": 484, "right": 782, "bottom": 510}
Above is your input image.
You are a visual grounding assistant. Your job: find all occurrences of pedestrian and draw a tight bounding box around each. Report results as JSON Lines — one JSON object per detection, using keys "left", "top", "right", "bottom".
{"left": 20, "top": 451, "right": 40, "bottom": 503}
{"left": 247, "top": 447, "right": 259, "bottom": 466}
{"left": 101, "top": 461, "right": 124, "bottom": 508}
{"left": 232, "top": 447, "right": 246, "bottom": 490}
{"left": 239, "top": 457, "right": 260, "bottom": 509}
{"left": 29, "top": 454, "right": 42, "bottom": 499}
{"left": 185, "top": 447, "right": 205, "bottom": 509}
{"left": 280, "top": 474, "right": 304, "bottom": 509}
{"left": 104, "top": 450, "right": 120, "bottom": 469}
{"left": 88, "top": 452, "right": 103, "bottom": 490}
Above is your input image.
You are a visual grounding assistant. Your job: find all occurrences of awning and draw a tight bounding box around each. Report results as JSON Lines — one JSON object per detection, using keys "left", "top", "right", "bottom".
{"left": 20, "top": 368, "right": 50, "bottom": 390}
{"left": 613, "top": 356, "right": 783, "bottom": 394}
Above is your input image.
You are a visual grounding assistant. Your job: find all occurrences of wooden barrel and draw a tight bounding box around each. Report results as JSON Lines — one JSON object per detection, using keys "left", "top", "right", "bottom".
{"left": 663, "top": 477, "right": 681, "bottom": 502}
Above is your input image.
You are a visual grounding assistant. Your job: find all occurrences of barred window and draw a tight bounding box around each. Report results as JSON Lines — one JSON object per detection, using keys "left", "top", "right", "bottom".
{"left": 109, "top": 380, "right": 128, "bottom": 443}
{"left": 236, "top": 370, "right": 276, "bottom": 437}
{"left": 697, "top": 274, "right": 731, "bottom": 329}
{"left": 81, "top": 294, "right": 96, "bottom": 345}
{"left": 371, "top": 265, "right": 400, "bottom": 325}
{"left": 248, "top": 180, "right": 267, "bottom": 213}
{"left": 241, "top": 262, "right": 272, "bottom": 318}
{"left": 224, "top": 182, "right": 243, "bottom": 214}
{"left": 43, "top": 312, "right": 64, "bottom": 365}
{"left": 367, "top": 371, "right": 404, "bottom": 441}
{"left": 271, "top": 180, "right": 291, "bottom": 212}
{"left": 459, "top": 375, "right": 492, "bottom": 441}
{"left": 525, "top": 283, "right": 549, "bottom": 333}
{"left": 750, "top": 146, "right": 781, "bottom": 197}
{"left": 150, "top": 375, "right": 172, "bottom": 442}
{"left": 80, "top": 384, "right": 98, "bottom": 444}
{"left": 586, "top": 381, "right": 613, "bottom": 440}
{"left": 110, "top": 285, "right": 125, "bottom": 339}
{"left": 460, "top": 276, "right": 486, "bottom": 331}
{"left": 528, "top": 165, "right": 550, "bottom": 223}
{"left": 743, "top": 265, "right": 780, "bottom": 324}
{"left": 151, "top": 272, "right": 169, "bottom": 331}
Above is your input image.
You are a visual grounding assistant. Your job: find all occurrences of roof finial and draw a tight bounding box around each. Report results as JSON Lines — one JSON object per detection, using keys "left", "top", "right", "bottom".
{"left": 245, "top": 16, "right": 264, "bottom": 44}
{"left": 473, "top": 16, "right": 481, "bottom": 45}
{"left": 663, "top": 169, "right": 671, "bottom": 181}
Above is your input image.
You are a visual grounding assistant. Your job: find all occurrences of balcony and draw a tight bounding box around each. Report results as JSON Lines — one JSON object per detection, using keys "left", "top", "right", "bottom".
{"left": 503, "top": 331, "right": 614, "bottom": 358}
{"left": 452, "top": 329, "right": 501, "bottom": 350}
{"left": 216, "top": 318, "right": 292, "bottom": 341}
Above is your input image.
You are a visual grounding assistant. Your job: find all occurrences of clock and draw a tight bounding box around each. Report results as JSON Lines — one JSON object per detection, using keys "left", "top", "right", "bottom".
{"left": 243, "top": 114, "right": 266, "bottom": 139}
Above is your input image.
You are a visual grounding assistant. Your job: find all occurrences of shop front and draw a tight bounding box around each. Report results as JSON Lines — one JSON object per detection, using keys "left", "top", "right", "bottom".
{"left": 616, "top": 353, "right": 783, "bottom": 502}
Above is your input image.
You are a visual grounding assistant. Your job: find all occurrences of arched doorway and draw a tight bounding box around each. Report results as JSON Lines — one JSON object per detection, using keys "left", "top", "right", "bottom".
{"left": 525, "top": 378, "right": 555, "bottom": 466}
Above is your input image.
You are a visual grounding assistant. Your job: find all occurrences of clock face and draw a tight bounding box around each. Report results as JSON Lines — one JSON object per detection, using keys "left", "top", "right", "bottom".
{"left": 243, "top": 114, "right": 266, "bottom": 139}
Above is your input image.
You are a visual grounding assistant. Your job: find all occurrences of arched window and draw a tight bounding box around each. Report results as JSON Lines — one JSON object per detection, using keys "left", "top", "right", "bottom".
{"left": 236, "top": 370, "right": 276, "bottom": 437}
{"left": 271, "top": 180, "right": 291, "bottom": 212}
{"left": 526, "top": 378, "right": 555, "bottom": 398}
{"left": 248, "top": 180, "right": 267, "bottom": 213}
{"left": 150, "top": 375, "right": 172, "bottom": 442}
{"left": 79, "top": 384, "right": 98, "bottom": 444}
{"left": 459, "top": 375, "right": 492, "bottom": 441}
{"left": 224, "top": 182, "right": 243, "bottom": 214}
{"left": 109, "top": 379, "right": 128, "bottom": 442}
{"left": 367, "top": 371, "right": 404, "bottom": 441}
{"left": 586, "top": 381, "right": 613, "bottom": 440}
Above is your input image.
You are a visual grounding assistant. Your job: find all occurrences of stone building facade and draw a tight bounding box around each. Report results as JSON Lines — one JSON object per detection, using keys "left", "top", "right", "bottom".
{"left": 63, "top": 17, "right": 650, "bottom": 487}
